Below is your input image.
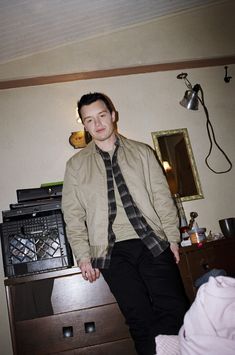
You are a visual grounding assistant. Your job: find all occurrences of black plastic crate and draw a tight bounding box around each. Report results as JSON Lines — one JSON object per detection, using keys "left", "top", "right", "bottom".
{"left": 1, "top": 208, "right": 73, "bottom": 278}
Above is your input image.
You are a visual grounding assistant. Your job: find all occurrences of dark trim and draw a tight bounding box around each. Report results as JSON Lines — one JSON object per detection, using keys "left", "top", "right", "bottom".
{"left": 1, "top": 56, "right": 235, "bottom": 90}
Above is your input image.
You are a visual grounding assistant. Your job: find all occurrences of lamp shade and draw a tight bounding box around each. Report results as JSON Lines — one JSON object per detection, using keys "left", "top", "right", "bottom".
{"left": 179, "top": 83, "right": 201, "bottom": 110}
{"left": 180, "top": 89, "right": 199, "bottom": 110}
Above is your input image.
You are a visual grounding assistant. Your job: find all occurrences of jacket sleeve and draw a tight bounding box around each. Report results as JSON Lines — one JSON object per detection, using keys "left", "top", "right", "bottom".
{"left": 61, "top": 160, "right": 91, "bottom": 264}
{"left": 147, "top": 147, "right": 180, "bottom": 244}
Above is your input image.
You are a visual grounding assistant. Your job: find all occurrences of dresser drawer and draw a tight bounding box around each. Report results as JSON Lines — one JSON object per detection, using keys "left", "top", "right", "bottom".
{"left": 51, "top": 273, "right": 116, "bottom": 314}
{"left": 11, "top": 273, "right": 115, "bottom": 321}
{"left": 182, "top": 243, "right": 235, "bottom": 281}
{"left": 54, "top": 338, "right": 137, "bottom": 355}
{"left": 15, "top": 303, "right": 131, "bottom": 355}
{"left": 184, "top": 248, "right": 210, "bottom": 280}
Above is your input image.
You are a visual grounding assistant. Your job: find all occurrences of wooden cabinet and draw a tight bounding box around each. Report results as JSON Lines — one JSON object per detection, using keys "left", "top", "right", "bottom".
{"left": 178, "top": 238, "right": 235, "bottom": 302}
{"left": 4, "top": 268, "right": 136, "bottom": 355}
{"left": 5, "top": 238, "right": 235, "bottom": 354}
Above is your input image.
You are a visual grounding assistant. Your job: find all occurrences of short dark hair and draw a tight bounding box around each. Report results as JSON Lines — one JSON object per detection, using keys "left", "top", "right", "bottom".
{"left": 77, "top": 92, "right": 114, "bottom": 122}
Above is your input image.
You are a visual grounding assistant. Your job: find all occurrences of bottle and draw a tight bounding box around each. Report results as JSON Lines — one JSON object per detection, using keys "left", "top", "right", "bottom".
{"left": 189, "top": 223, "right": 206, "bottom": 246}
{"left": 187, "top": 211, "right": 206, "bottom": 246}
{"left": 188, "top": 212, "right": 198, "bottom": 230}
{"left": 174, "top": 194, "right": 190, "bottom": 242}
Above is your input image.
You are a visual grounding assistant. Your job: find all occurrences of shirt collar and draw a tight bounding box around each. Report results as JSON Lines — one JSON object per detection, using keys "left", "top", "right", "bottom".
{"left": 95, "top": 135, "right": 120, "bottom": 154}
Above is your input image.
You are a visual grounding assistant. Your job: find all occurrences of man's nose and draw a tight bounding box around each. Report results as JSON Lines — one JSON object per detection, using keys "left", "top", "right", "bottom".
{"left": 94, "top": 117, "right": 102, "bottom": 126}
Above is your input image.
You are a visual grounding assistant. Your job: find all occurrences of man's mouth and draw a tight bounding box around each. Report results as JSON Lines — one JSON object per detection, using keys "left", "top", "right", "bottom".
{"left": 96, "top": 128, "right": 105, "bottom": 133}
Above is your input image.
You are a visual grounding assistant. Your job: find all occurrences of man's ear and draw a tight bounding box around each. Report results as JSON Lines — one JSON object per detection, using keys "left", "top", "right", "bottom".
{"left": 111, "top": 111, "right": 116, "bottom": 122}
{"left": 85, "top": 130, "right": 92, "bottom": 143}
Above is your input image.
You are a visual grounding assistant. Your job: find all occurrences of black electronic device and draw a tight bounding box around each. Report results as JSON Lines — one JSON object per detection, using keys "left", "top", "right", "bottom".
{"left": 16, "top": 184, "right": 63, "bottom": 203}
{"left": 1, "top": 204, "right": 73, "bottom": 278}
{"left": 9, "top": 197, "right": 61, "bottom": 211}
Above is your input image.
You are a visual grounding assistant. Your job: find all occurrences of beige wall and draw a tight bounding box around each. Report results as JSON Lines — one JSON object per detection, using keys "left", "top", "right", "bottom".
{"left": 0, "top": 2, "right": 235, "bottom": 354}
{"left": 0, "top": 1, "right": 234, "bottom": 79}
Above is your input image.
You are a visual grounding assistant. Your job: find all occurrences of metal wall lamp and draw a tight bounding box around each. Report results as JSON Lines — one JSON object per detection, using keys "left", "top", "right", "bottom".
{"left": 177, "top": 73, "right": 232, "bottom": 174}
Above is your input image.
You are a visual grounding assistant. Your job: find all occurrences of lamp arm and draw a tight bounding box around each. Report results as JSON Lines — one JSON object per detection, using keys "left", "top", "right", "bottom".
{"left": 176, "top": 72, "right": 193, "bottom": 89}
{"left": 184, "top": 77, "right": 193, "bottom": 90}
{"left": 198, "top": 87, "right": 233, "bottom": 174}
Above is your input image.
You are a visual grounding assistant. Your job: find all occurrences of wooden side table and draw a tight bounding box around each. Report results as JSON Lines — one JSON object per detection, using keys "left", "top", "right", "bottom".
{"left": 178, "top": 237, "right": 235, "bottom": 302}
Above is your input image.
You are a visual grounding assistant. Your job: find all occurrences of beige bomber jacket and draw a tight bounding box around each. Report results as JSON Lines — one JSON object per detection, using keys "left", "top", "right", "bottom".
{"left": 62, "top": 134, "right": 180, "bottom": 264}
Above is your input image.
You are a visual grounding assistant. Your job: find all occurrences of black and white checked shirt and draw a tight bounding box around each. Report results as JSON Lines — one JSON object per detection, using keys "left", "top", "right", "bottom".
{"left": 92, "top": 137, "right": 169, "bottom": 269}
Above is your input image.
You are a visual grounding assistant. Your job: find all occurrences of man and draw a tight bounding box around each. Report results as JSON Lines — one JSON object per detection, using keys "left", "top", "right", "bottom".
{"left": 62, "top": 92, "right": 189, "bottom": 355}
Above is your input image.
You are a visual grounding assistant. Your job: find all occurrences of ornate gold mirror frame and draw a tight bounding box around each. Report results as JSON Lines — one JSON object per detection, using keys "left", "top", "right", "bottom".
{"left": 152, "top": 128, "right": 203, "bottom": 202}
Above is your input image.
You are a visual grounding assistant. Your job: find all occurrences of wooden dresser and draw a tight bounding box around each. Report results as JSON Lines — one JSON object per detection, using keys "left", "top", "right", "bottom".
{"left": 178, "top": 237, "right": 235, "bottom": 302}
{"left": 4, "top": 237, "right": 235, "bottom": 354}
{"left": 4, "top": 268, "right": 136, "bottom": 355}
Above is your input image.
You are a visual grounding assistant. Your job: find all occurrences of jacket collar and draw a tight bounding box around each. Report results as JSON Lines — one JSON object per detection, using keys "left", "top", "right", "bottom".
{"left": 86, "top": 133, "right": 124, "bottom": 154}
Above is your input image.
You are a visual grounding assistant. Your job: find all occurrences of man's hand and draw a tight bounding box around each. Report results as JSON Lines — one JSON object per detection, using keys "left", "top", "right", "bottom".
{"left": 79, "top": 260, "right": 100, "bottom": 282}
{"left": 170, "top": 242, "right": 180, "bottom": 264}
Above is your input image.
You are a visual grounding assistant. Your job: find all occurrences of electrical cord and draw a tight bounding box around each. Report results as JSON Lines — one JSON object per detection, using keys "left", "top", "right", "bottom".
{"left": 198, "top": 86, "right": 232, "bottom": 174}
{"left": 177, "top": 73, "right": 232, "bottom": 174}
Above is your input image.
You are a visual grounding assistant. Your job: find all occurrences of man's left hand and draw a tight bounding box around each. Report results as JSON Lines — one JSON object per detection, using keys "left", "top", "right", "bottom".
{"left": 170, "top": 242, "right": 180, "bottom": 264}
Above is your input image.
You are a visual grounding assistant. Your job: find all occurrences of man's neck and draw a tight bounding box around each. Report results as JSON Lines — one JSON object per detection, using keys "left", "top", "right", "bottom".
{"left": 94, "top": 134, "right": 117, "bottom": 152}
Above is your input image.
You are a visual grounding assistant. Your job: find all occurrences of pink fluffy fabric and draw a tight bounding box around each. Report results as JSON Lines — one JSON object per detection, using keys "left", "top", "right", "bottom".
{"left": 155, "top": 276, "right": 235, "bottom": 355}
{"left": 179, "top": 276, "right": 235, "bottom": 355}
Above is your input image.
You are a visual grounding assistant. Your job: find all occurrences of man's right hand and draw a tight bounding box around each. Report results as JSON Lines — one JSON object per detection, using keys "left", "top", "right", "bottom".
{"left": 79, "top": 260, "right": 100, "bottom": 283}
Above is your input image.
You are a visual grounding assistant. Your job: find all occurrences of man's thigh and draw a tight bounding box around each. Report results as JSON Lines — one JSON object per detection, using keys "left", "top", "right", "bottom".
{"left": 138, "top": 246, "right": 189, "bottom": 334}
{"left": 101, "top": 240, "right": 153, "bottom": 325}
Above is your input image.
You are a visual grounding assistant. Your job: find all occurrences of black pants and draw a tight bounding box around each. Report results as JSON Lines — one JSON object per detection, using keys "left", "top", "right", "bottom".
{"left": 101, "top": 240, "right": 189, "bottom": 355}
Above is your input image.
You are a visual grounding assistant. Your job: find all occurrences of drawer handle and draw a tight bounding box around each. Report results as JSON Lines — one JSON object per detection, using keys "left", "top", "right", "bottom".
{"left": 63, "top": 326, "right": 73, "bottom": 338}
{"left": 84, "top": 322, "right": 96, "bottom": 333}
{"left": 202, "top": 263, "right": 210, "bottom": 271}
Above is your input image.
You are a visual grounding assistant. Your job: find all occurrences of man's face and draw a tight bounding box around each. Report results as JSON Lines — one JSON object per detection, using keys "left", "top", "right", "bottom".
{"left": 81, "top": 100, "right": 116, "bottom": 143}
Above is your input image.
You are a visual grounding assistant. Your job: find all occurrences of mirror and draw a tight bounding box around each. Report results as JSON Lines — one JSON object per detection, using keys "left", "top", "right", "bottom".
{"left": 151, "top": 128, "right": 203, "bottom": 202}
